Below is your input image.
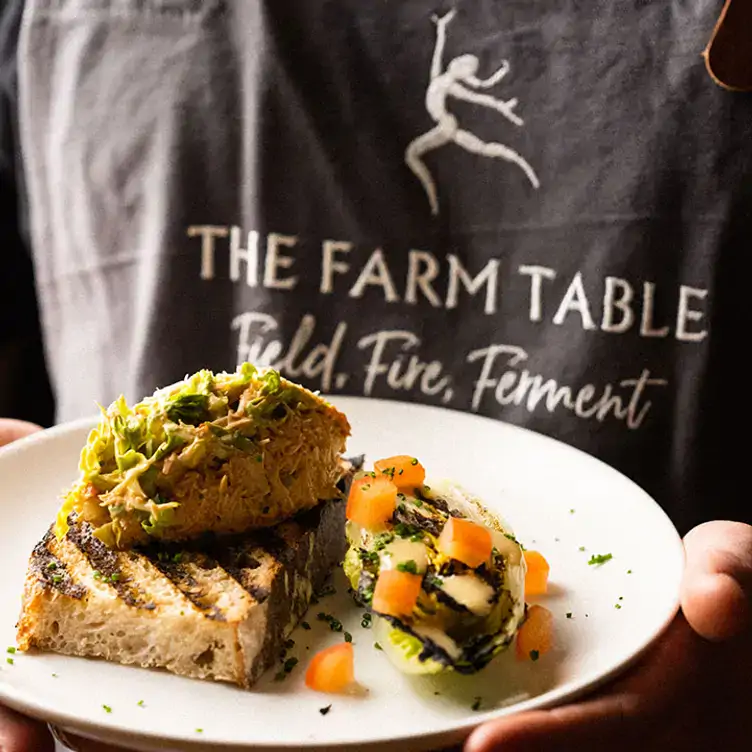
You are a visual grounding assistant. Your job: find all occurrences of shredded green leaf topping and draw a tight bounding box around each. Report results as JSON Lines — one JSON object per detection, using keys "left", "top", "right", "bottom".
{"left": 396, "top": 560, "right": 418, "bottom": 574}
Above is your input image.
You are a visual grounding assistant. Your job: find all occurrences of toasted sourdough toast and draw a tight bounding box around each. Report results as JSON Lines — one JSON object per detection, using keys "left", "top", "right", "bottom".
{"left": 17, "top": 465, "right": 358, "bottom": 688}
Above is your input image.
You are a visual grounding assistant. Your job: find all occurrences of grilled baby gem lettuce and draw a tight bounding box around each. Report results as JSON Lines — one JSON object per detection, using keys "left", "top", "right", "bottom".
{"left": 56, "top": 364, "right": 350, "bottom": 549}
{"left": 344, "top": 468, "right": 526, "bottom": 676}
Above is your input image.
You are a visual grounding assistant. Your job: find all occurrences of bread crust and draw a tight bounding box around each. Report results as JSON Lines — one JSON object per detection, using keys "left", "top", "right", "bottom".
{"left": 17, "top": 496, "right": 347, "bottom": 688}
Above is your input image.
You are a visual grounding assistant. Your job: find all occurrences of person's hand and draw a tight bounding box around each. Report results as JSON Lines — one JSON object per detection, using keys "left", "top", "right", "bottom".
{"left": 0, "top": 420, "right": 49, "bottom": 751}
{"left": 0, "top": 704, "right": 54, "bottom": 752}
{"left": 0, "top": 418, "right": 42, "bottom": 447}
{"left": 465, "top": 520, "right": 752, "bottom": 752}
{"left": 0, "top": 419, "right": 131, "bottom": 751}
{"left": 48, "top": 726, "right": 135, "bottom": 751}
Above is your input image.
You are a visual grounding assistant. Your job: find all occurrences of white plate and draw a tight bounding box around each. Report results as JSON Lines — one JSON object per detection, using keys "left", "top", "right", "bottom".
{"left": 0, "top": 397, "right": 684, "bottom": 751}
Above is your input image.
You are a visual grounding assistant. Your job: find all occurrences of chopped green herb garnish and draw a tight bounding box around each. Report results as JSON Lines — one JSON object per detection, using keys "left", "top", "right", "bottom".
{"left": 588, "top": 553, "right": 613, "bottom": 566}
{"left": 566, "top": 612, "right": 572, "bottom": 619}
{"left": 361, "top": 613, "right": 372, "bottom": 629}
{"left": 195, "top": 728, "right": 204, "bottom": 733}
{"left": 47, "top": 562, "right": 58, "bottom": 570}
{"left": 361, "top": 483, "right": 371, "bottom": 491}
{"left": 274, "top": 671, "right": 287, "bottom": 682}
{"left": 329, "top": 619, "right": 343, "bottom": 633}
{"left": 359, "top": 549, "right": 380, "bottom": 566}
{"left": 172, "top": 553, "right": 183, "bottom": 563}
{"left": 615, "top": 603, "right": 622, "bottom": 609}
{"left": 344, "top": 632, "right": 353, "bottom": 643}
{"left": 373, "top": 533, "right": 395, "bottom": 551}
{"left": 284, "top": 639, "right": 295, "bottom": 650}
{"left": 301, "top": 621, "right": 311, "bottom": 630}
{"left": 319, "top": 704, "right": 332, "bottom": 716}
{"left": 411, "top": 458, "right": 418, "bottom": 465}
{"left": 530, "top": 650, "right": 540, "bottom": 661}
{"left": 394, "top": 522, "right": 420, "bottom": 538}
{"left": 283, "top": 657, "right": 298, "bottom": 673}
{"left": 374, "top": 642, "right": 383, "bottom": 650}
{"left": 627, "top": 569, "right": 632, "bottom": 574}
{"left": 317, "top": 612, "right": 329, "bottom": 621}
{"left": 102, "top": 704, "right": 112, "bottom": 713}
{"left": 504, "top": 532, "right": 525, "bottom": 550}
{"left": 6, "top": 657, "right": 13, "bottom": 665}
{"left": 51, "top": 574, "right": 63, "bottom": 584}
{"left": 578, "top": 546, "right": 586, "bottom": 552}
{"left": 360, "top": 583, "right": 374, "bottom": 604}
{"left": 397, "top": 492, "right": 406, "bottom": 500}
{"left": 255, "top": 454, "right": 263, "bottom": 463}
{"left": 397, "top": 503, "right": 406, "bottom": 513}
{"left": 569, "top": 508, "right": 575, "bottom": 514}
{"left": 471, "top": 697, "right": 482, "bottom": 711}
{"left": 137, "top": 700, "right": 145, "bottom": 707}
{"left": 6, "top": 647, "right": 16, "bottom": 654}
{"left": 396, "top": 560, "right": 418, "bottom": 574}
{"left": 51, "top": 673, "right": 58, "bottom": 678}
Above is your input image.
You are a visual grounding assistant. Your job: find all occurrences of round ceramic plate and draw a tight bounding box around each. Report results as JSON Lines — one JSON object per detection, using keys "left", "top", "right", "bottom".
{"left": 0, "top": 397, "right": 684, "bottom": 752}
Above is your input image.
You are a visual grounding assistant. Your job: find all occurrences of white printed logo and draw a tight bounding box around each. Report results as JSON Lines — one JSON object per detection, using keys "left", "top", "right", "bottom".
{"left": 405, "top": 10, "right": 540, "bottom": 215}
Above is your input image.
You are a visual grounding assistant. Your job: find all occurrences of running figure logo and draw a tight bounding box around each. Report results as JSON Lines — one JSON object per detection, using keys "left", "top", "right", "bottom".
{"left": 405, "top": 10, "right": 540, "bottom": 215}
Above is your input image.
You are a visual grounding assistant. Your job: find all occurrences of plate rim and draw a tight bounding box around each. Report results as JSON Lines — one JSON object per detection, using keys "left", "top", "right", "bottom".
{"left": 0, "top": 396, "right": 685, "bottom": 750}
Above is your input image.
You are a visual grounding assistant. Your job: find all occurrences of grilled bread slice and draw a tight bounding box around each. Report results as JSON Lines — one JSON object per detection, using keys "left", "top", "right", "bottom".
{"left": 17, "top": 474, "right": 354, "bottom": 688}
{"left": 56, "top": 364, "right": 351, "bottom": 550}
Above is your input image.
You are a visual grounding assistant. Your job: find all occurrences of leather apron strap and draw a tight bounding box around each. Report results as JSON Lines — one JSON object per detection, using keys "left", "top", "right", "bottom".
{"left": 705, "top": 0, "right": 752, "bottom": 91}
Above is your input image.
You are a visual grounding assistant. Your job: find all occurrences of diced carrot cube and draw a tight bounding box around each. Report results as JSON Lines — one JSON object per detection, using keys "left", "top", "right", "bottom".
{"left": 374, "top": 455, "right": 426, "bottom": 491}
{"left": 516, "top": 605, "right": 554, "bottom": 661}
{"left": 346, "top": 476, "right": 398, "bottom": 530}
{"left": 371, "top": 569, "right": 423, "bottom": 618}
{"left": 523, "top": 550, "right": 550, "bottom": 596}
{"left": 436, "top": 516, "right": 493, "bottom": 569}
{"left": 305, "top": 642, "right": 355, "bottom": 694}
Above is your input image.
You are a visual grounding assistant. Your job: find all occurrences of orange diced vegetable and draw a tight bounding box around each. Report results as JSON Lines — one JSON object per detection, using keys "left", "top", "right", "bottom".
{"left": 516, "top": 604, "right": 554, "bottom": 661}
{"left": 523, "top": 550, "right": 550, "bottom": 596}
{"left": 436, "top": 517, "right": 493, "bottom": 569}
{"left": 374, "top": 455, "right": 426, "bottom": 491}
{"left": 371, "top": 569, "right": 423, "bottom": 618}
{"left": 346, "top": 476, "right": 398, "bottom": 530}
{"left": 305, "top": 642, "right": 355, "bottom": 694}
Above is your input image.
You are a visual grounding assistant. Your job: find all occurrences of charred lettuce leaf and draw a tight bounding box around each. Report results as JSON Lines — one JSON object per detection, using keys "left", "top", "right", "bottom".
{"left": 343, "top": 477, "right": 526, "bottom": 677}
